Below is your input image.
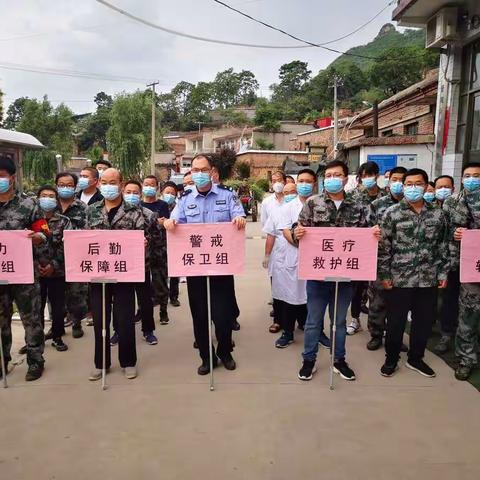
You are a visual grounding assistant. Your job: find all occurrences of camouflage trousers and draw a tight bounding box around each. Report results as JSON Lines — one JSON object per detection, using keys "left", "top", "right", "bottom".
{"left": 455, "top": 283, "right": 480, "bottom": 367}
{"left": 150, "top": 255, "right": 169, "bottom": 311}
{"left": 65, "top": 282, "right": 88, "bottom": 324}
{"left": 0, "top": 283, "right": 44, "bottom": 366}
{"left": 367, "top": 280, "right": 388, "bottom": 339}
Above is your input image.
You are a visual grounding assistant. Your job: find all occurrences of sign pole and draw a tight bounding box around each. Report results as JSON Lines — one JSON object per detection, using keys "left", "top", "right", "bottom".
{"left": 0, "top": 326, "right": 7, "bottom": 388}
{"left": 102, "top": 282, "right": 107, "bottom": 391}
{"left": 207, "top": 276, "right": 214, "bottom": 391}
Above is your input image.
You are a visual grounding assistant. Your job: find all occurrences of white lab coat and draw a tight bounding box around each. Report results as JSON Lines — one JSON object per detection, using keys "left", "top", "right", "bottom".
{"left": 260, "top": 193, "right": 284, "bottom": 227}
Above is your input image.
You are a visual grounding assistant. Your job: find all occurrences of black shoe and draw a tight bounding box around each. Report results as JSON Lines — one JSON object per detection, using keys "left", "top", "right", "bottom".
{"left": 25, "top": 363, "right": 44, "bottom": 381}
{"left": 72, "top": 324, "right": 84, "bottom": 339}
{"left": 298, "top": 360, "right": 316, "bottom": 381}
{"left": 232, "top": 319, "right": 241, "bottom": 331}
{"left": 170, "top": 298, "right": 181, "bottom": 307}
{"left": 400, "top": 343, "right": 408, "bottom": 353}
{"left": 380, "top": 361, "right": 398, "bottom": 377}
{"left": 18, "top": 345, "right": 27, "bottom": 355}
{"left": 45, "top": 329, "right": 53, "bottom": 341}
{"left": 406, "top": 359, "right": 436, "bottom": 378}
{"left": 197, "top": 357, "right": 218, "bottom": 375}
{"left": 455, "top": 363, "right": 473, "bottom": 381}
{"left": 269, "top": 309, "right": 275, "bottom": 318}
{"left": 333, "top": 359, "right": 356, "bottom": 381}
{"left": 134, "top": 309, "right": 142, "bottom": 323}
{"left": 193, "top": 341, "right": 198, "bottom": 349}
{"left": 52, "top": 338, "right": 68, "bottom": 352}
{"left": 220, "top": 353, "right": 236, "bottom": 371}
{"left": 367, "top": 337, "right": 382, "bottom": 351}
{"left": 159, "top": 310, "right": 169, "bottom": 325}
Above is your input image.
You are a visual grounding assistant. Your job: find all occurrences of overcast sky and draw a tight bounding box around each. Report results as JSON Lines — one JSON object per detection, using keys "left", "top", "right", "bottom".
{"left": 0, "top": 0, "right": 400, "bottom": 115}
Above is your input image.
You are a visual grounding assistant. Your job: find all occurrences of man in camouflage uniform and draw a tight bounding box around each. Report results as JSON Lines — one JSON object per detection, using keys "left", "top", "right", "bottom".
{"left": 35, "top": 185, "right": 72, "bottom": 352}
{"left": 0, "top": 155, "right": 46, "bottom": 381}
{"left": 86, "top": 168, "right": 145, "bottom": 381}
{"left": 365, "top": 166, "right": 407, "bottom": 351}
{"left": 448, "top": 162, "right": 480, "bottom": 381}
{"left": 294, "top": 160, "right": 379, "bottom": 383}
{"left": 348, "top": 161, "right": 387, "bottom": 335}
{"left": 378, "top": 168, "right": 449, "bottom": 378}
{"left": 56, "top": 172, "right": 88, "bottom": 338}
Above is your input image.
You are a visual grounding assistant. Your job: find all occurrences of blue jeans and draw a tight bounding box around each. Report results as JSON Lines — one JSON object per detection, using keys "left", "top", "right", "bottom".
{"left": 302, "top": 280, "right": 353, "bottom": 362}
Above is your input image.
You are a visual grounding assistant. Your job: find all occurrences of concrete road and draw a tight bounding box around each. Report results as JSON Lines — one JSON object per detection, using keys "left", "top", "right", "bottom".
{"left": 1, "top": 222, "right": 479, "bottom": 480}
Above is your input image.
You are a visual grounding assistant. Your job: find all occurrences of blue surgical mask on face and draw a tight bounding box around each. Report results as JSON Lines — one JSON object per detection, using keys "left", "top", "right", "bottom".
{"left": 284, "top": 194, "right": 297, "bottom": 203}
{"left": 124, "top": 193, "right": 140, "bottom": 206}
{"left": 0, "top": 177, "right": 10, "bottom": 193}
{"left": 362, "top": 177, "right": 377, "bottom": 189}
{"left": 77, "top": 177, "right": 90, "bottom": 190}
{"left": 404, "top": 186, "right": 424, "bottom": 203}
{"left": 162, "top": 193, "right": 176, "bottom": 205}
{"left": 435, "top": 187, "right": 452, "bottom": 201}
{"left": 192, "top": 172, "right": 211, "bottom": 188}
{"left": 57, "top": 186, "right": 75, "bottom": 199}
{"left": 324, "top": 177, "right": 344, "bottom": 194}
{"left": 142, "top": 186, "right": 157, "bottom": 197}
{"left": 297, "top": 183, "right": 313, "bottom": 197}
{"left": 423, "top": 192, "right": 435, "bottom": 202}
{"left": 463, "top": 177, "right": 480, "bottom": 192}
{"left": 390, "top": 181, "right": 403, "bottom": 196}
{"left": 100, "top": 184, "right": 120, "bottom": 201}
{"left": 39, "top": 197, "right": 57, "bottom": 211}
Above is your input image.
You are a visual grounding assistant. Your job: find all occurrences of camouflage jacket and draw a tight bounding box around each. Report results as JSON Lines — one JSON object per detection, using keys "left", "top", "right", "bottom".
{"left": 86, "top": 199, "right": 145, "bottom": 231}
{"left": 0, "top": 192, "right": 42, "bottom": 230}
{"left": 367, "top": 194, "right": 401, "bottom": 227}
{"left": 443, "top": 189, "right": 480, "bottom": 271}
{"left": 352, "top": 186, "right": 387, "bottom": 208}
{"left": 35, "top": 210, "right": 72, "bottom": 277}
{"left": 298, "top": 192, "right": 368, "bottom": 228}
{"left": 378, "top": 199, "right": 449, "bottom": 288}
{"left": 60, "top": 198, "right": 87, "bottom": 229}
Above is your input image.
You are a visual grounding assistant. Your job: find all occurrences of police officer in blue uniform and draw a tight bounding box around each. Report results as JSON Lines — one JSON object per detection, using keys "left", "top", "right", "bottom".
{"left": 165, "top": 154, "right": 246, "bottom": 375}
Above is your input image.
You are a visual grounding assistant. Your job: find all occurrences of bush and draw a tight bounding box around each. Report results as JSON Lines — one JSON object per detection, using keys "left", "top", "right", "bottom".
{"left": 254, "top": 178, "right": 270, "bottom": 192}
{"left": 235, "top": 161, "right": 251, "bottom": 179}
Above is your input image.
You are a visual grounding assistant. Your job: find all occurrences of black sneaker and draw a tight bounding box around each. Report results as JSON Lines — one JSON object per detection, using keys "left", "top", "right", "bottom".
{"left": 298, "top": 360, "right": 316, "bottom": 381}
{"left": 25, "top": 363, "right": 44, "bottom": 381}
{"left": 367, "top": 336, "right": 382, "bottom": 351}
{"left": 18, "top": 345, "right": 27, "bottom": 355}
{"left": 52, "top": 338, "right": 68, "bottom": 352}
{"left": 220, "top": 353, "right": 236, "bottom": 371}
{"left": 197, "top": 357, "right": 218, "bottom": 375}
{"left": 232, "top": 319, "right": 241, "bottom": 331}
{"left": 159, "top": 310, "right": 169, "bottom": 325}
{"left": 333, "top": 359, "right": 356, "bottom": 381}
{"left": 45, "top": 329, "right": 53, "bottom": 341}
{"left": 455, "top": 363, "right": 472, "bottom": 381}
{"left": 72, "top": 324, "right": 84, "bottom": 339}
{"left": 406, "top": 359, "right": 436, "bottom": 378}
{"left": 380, "top": 361, "right": 398, "bottom": 377}
{"left": 170, "top": 298, "right": 181, "bottom": 307}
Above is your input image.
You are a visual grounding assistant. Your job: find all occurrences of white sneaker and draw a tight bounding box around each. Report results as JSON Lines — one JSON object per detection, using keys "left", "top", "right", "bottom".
{"left": 89, "top": 368, "right": 102, "bottom": 381}
{"left": 347, "top": 318, "right": 362, "bottom": 335}
{"left": 124, "top": 366, "right": 137, "bottom": 379}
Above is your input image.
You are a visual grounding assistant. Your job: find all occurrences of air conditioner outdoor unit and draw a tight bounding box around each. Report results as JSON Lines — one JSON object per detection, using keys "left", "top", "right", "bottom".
{"left": 426, "top": 7, "right": 458, "bottom": 49}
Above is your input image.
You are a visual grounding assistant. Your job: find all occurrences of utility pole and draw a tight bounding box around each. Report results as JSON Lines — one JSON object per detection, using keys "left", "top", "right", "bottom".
{"left": 331, "top": 75, "right": 343, "bottom": 159}
{"left": 147, "top": 81, "right": 160, "bottom": 175}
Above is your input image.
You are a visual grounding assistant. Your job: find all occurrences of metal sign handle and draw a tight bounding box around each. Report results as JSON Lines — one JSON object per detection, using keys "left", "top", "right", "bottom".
{"left": 101, "top": 282, "right": 107, "bottom": 391}
{"left": 207, "top": 276, "right": 215, "bottom": 391}
{"left": 0, "top": 327, "right": 7, "bottom": 388}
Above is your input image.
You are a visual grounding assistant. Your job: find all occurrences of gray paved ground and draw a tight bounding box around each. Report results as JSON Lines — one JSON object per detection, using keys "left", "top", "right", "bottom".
{"left": 1, "top": 222, "right": 479, "bottom": 479}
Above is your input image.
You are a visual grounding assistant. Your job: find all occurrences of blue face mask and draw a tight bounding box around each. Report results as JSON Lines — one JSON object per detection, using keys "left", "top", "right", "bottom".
{"left": 0, "top": 177, "right": 10, "bottom": 193}
{"left": 284, "top": 194, "right": 297, "bottom": 203}
{"left": 100, "top": 184, "right": 120, "bottom": 201}
{"left": 324, "top": 177, "right": 344, "bottom": 194}
{"left": 297, "top": 183, "right": 313, "bottom": 197}
{"left": 142, "top": 186, "right": 157, "bottom": 197}
{"left": 124, "top": 193, "right": 140, "bottom": 206}
{"left": 362, "top": 177, "right": 377, "bottom": 189}
{"left": 463, "top": 177, "right": 480, "bottom": 193}
{"left": 77, "top": 177, "right": 90, "bottom": 190}
{"left": 57, "top": 186, "right": 75, "bottom": 199}
{"left": 423, "top": 192, "right": 435, "bottom": 202}
{"left": 435, "top": 188, "right": 452, "bottom": 201}
{"left": 39, "top": 197, "right": 57, "bottom": 211}
{"left": 390, "top": 181, "right": 403, "bottom": 196}
{"left": 162, "top": 193, "right": 176, "bottom": 205}
{"left": 192, "top": 172, "right": 211, "bottom": 188}
{"left": 404, "top": 186, "right": 424, "bottom": 203}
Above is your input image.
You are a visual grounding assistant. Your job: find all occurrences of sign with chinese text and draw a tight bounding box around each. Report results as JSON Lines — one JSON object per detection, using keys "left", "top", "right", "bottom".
{"left": 167, "top": 223, "right": 245, "bottom": 277}
{"left": 298, "top": 227, "right": 378, "bottom": 281}
{"left": 64, "top": 230, "right": 145, "bottom": 282}
{"left": 460, "top": 230, "right": 480, "bottom": 283}
{"left": 0, "top": 230, "right": 34, "bottom": 284}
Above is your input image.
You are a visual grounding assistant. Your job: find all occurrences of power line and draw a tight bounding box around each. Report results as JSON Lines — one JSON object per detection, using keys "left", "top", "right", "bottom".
{"left": 211, "top": 0, "right": 386, "bottom": 59}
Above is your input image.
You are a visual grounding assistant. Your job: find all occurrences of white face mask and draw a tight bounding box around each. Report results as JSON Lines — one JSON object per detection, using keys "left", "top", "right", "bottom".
{"left": 272, "top": 182, "right": 285, "bottom": 194}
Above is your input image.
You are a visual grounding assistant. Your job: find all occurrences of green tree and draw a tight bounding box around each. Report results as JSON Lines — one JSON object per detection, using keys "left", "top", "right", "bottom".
{"left": 3, "top": 97, "right": 30, "bottom": 130}
{"left": 254, "top": 137, "right": 274, "bottom": 150}
{"left": 212, "top": 68, "right": 259, "bottom": 109}
{"left": 254, "top": 99, "right": 282, "bottom": 132}
{"left": 209, "top": 148, "right": 237, "bottom": 181}
{"left": 270, "top": 61, "right": 311, "bottom": 104}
